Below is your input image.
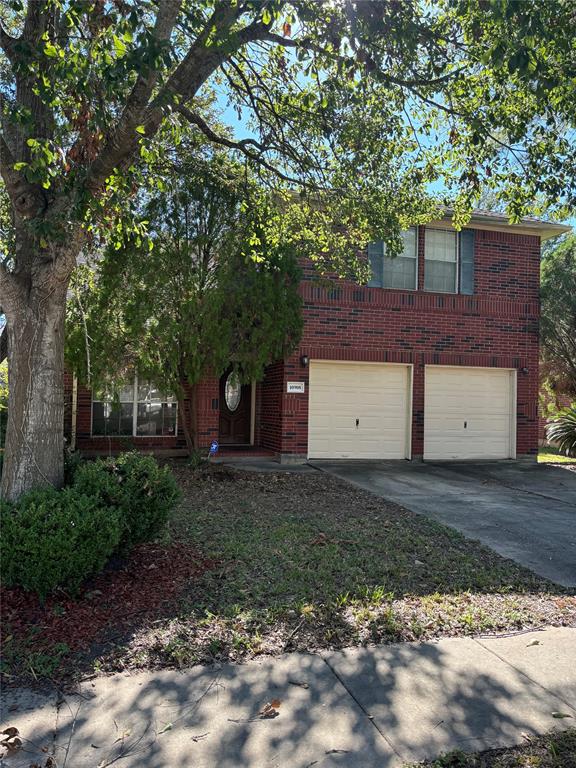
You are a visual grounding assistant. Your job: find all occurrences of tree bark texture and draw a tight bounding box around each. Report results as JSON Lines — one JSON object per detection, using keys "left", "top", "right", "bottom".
{"left": 1, "top": 237, "right": 76, "bottom": 500}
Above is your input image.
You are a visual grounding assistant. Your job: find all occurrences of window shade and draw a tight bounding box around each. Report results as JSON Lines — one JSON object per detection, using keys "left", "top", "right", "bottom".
{"left": 459, "top": 229, "right": 475, "bottom": 295}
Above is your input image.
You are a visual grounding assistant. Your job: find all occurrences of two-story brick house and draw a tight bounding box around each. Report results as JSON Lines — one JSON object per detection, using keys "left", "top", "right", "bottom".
{"left": 65, "top": 209, "right": 569, "bottom": 463}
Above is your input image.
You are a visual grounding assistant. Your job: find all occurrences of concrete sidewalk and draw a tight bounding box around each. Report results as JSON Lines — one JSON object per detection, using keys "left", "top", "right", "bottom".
{"left": 2, "top": 628, "right": 575, "bottom": 767}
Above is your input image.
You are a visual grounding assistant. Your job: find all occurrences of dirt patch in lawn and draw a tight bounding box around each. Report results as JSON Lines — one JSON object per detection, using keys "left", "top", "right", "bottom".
{"left": 408, "top": 727, "right": 576, "bottom": 767}
{"left": 1, "top": 542, "right": 214, "bottom": 686}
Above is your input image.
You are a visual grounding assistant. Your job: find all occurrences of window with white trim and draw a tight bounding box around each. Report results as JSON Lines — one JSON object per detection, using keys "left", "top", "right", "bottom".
{"left": 92, "top": 378, "right": 177, "bottom": 437}
{"left": 368, "top": 227, "right": 418, "bottom": 290}
{"left": 424, "top": 228, "right": 458, "bottom": 293}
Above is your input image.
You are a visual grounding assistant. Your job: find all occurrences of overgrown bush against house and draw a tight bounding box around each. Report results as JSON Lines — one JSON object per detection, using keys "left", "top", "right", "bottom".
{"left": 1, "top": 488, "right": 121, "bottom": 600}
{"left": 546, "top": 405, "right": 576, "bottom": 457}
{"left": 73, "top": 453, "right": 181, "bottom": 550}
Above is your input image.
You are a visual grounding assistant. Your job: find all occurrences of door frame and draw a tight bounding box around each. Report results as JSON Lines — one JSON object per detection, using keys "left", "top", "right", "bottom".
{"left": 218, "top": 377, "right": 256, "bottom": 447}
{"left": 307, "top": 360, "right": 413, "bottom": 460}
{"left": 423, "top": 365, "right": 517, "bottom": 460}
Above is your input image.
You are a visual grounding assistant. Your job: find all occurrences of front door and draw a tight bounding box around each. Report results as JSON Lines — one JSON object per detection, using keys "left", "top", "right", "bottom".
{"left": 219, "top": 371, "right": 252, "bottom": 445}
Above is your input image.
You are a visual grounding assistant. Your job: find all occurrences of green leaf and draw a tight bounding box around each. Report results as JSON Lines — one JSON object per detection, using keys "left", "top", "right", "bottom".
{"left": 113, "top": 35, "right": 127, "bottom": 58}
{"left": 44, "top": 42, "right": 58, "bottom": 58}
{"left": 135, "top": 125, "right": 146, "bottom": 135}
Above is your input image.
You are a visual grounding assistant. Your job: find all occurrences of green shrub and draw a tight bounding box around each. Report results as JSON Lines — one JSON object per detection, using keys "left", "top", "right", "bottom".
{"left": 64, "top": 448, "right": 84, "bottom": 485}
{"left": 73, "top": 452, "right": 180, "bottom": 549}
{"left": 0, "top": 488, "right": 120, "bottom": 600}
{"left": 546, "top": 405, "right": 576, "bottom": 457}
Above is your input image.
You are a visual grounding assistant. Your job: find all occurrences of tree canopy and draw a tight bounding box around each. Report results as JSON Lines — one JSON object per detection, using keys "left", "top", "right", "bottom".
{"left": 66, "top": 152, "right": 303, "bottom": 450}
{"left": 540, "top": 234, "right": 576, "bottom": 400}
{"left": 1, "top": 0, "right": 576, "bottom": 498}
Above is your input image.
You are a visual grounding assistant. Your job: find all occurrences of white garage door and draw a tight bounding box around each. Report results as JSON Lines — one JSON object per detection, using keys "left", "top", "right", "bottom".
{"left": 308, "top": 362, "right": 411, "bottom": 459}
{"left": 424, "top": 366, "right": 515, "bottom": 460}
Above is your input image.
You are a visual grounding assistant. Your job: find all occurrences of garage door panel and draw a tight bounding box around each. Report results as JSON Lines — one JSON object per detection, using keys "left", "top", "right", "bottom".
{"left": 308, "top": 362, "right": 410, "bottom": 460}
{"left": 424, "top": 367, "right": 514, "bottom": 461}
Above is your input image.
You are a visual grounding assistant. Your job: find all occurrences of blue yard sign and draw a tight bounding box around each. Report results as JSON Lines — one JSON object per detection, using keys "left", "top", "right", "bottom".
{"left": 209, "top": 440, "right": 219, "bottom": 457}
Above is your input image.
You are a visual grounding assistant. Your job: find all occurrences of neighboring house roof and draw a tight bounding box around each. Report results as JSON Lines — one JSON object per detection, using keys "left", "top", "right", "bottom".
{"left": 432, "top": 208, "right": 572, "bottom": 241}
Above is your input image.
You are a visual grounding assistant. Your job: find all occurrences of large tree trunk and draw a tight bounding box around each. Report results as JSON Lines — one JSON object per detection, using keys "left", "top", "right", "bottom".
{"left": 0, "top": 220, "right": 79, "bottom": 502}
{"left": 1, "top": 280, "right": 69, "bottom": 501}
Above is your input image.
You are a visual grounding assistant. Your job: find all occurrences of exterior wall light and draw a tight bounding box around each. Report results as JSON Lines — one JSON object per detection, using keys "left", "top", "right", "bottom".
{"left": 300, "top": 354, "right": 309, "bottom": 367}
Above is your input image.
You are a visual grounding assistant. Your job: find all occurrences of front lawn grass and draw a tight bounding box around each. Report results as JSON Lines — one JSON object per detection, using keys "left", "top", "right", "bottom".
{"left": 538, "top": 446, "right": 576, "bottom": 464}
{"left": 117, "top": 465, "right": 574, "bottom": 672}
{"left": 4, "top": 464, "right": 574, "bottom": 683}
{"left": 408, "top": 727, "right": 576, "bottom": 767}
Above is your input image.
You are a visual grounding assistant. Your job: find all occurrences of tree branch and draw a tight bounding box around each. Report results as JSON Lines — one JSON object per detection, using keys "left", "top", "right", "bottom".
{"left": 0, "top": 260, "right": 19, "bottom": 310}
{"left": 177, "top": 105, "right": 310, "bottom": 187}
{"left": 261, "top": 31, "right": 467, "bottom": 89}
{"left": 0, "top": 322, "right": 7, "bottom": 364}
{"left": 84, "top": 0, "right": 182, "bottom": 194}
{"left": 0, "top": 25, "right": 18, "bottom": 64}
{"left": 0, "top": 134, "right": 21, "bottom": 193}
{"left": 85, "top": 2, "right": 278, "bottom": 196}
{"left": 0, "top": 134, "right": 47, "bottom": 220}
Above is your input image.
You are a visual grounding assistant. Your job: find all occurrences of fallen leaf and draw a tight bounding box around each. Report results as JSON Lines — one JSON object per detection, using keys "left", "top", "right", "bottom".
{"left": 1, "top": 727, "right": 19, "bottom": 738}
{"left": 158, "top": 722, "right": 173, "bottom": 734}
{"left": 552, "top": 712, "right": 573, "bottom": 719}
{"left": 0, "top": 736, "right": 22, "bottom": 753}
{"left": 259, "top": 701, "right": 281, "bottom": 719}
{"left": 526, "top": 639, "right": 540, "bottom": 647}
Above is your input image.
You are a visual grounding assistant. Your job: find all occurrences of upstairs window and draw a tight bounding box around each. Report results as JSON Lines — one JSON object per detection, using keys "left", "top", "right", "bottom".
{"left": 424, "top": 228, "right": 475, "bottom": 295}
{"left": 424, "top": 229, "right": 458, "bottom": 293}
{"left": 92, "top": 378, "right": 177, "bottom": 437}
{"left": 368, "top": 227, "right": 418, "bottom": 290}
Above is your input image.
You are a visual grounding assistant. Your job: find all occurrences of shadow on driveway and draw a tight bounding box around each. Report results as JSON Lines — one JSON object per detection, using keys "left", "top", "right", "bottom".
{"left": 312, "top": 461, "right": 576, "bottom": 588}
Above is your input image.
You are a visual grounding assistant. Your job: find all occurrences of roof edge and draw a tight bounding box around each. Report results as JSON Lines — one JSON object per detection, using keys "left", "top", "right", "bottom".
{"left": 438, "top": 208, "right": 571, "bottom": 241}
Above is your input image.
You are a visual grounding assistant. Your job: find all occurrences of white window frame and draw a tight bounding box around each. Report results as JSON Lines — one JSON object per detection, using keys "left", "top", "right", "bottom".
{"left": 91, "top": 375, "right": 178, "bottom": 438}
{"left": 368, "top": 226, "right": 419, "bottom": 290}
{"left": 423, "top": 228, "right": 459, "bottom": 294}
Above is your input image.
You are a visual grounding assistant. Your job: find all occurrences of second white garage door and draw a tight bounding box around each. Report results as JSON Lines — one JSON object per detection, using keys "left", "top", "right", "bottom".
{"left": 424, "top": 366, "right": 516, "bottom": 460}
{"left": 308, "top": 361, "right": 411, "bottom": 459}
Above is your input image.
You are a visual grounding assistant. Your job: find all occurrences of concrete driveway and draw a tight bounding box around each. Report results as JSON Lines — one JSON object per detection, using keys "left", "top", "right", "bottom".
{"left": 312, "top": 461, "right": 576, "bottom": 588}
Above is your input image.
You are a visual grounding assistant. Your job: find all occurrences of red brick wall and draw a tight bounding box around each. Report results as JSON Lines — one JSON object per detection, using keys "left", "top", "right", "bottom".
{"left": 67, "top": 226, "right": 542, "bottom": 460}
{"left": 258, "top": 362, "right": 284, "bottom": 452}
{"left": 275, "top": 227, "right": 541, "bottom": 458}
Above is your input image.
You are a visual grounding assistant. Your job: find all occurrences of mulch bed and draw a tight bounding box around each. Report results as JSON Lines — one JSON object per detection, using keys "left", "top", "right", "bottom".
{"left": 1, "top": 542, "right": 215, "bottom": 681}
